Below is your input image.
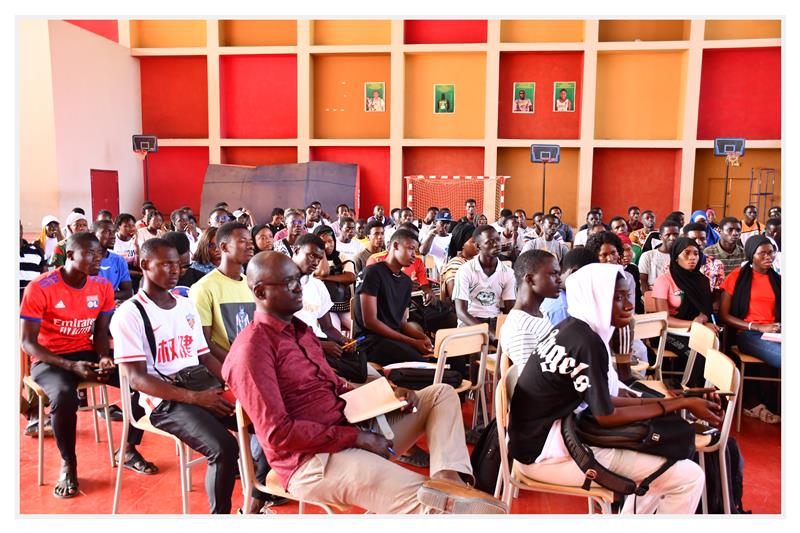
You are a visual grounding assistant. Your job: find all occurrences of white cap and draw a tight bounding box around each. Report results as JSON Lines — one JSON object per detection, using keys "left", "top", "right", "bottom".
{"left": 41, "top": 215, "right": 60, "bottom": 228}
{"left": 65, "top": 211, "right": 88, "bottom": 228}
{"left": 232, "top": 209, "right": 245, "bottom": 218}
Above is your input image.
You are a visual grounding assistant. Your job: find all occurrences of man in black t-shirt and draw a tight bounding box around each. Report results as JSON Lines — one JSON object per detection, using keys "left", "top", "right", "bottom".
{"left": 354, "top": 229, "right": 433, "bottom": 366}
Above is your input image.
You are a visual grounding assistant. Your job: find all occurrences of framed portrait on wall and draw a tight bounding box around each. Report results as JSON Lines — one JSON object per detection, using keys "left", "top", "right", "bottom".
{"left": 365, "top": 82, "right": 386, "bottom": 112}
{"left": 512, "top": 82, "right": 535, "bottom": 113}
{"left": 553, "top": 81, "right": 576, "bottom": 112}
{"left": 434, "top": 84, "right": 455, "bottom": 114}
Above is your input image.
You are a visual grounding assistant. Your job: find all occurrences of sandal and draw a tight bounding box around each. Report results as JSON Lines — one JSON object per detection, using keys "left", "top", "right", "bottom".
{"left": 53, "top": 471, "right": 79, "bottom": 499}
{"left": 397, "top": 445, "right": 430, "bottom": 468}
{"left": 115, "top": 448, "right": 159, "bottom": 475}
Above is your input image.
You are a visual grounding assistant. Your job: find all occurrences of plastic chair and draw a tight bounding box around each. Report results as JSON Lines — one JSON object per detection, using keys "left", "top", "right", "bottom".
{"left": 695, "top": 348, "right": 741, "bottom": 514}
{"left": 643, "top": 291, "right": 657, "bottom": 313}
{"left": 21, "top": 350, "right": 115, "bottom": 486}
{"left": 432, "top": 323, "right": 491, "bottom": 430}
{"left": 629, "top": 311, "right": 675, "bottom": 381}
{"left": 680, "top": 321, "right": 720, "bottom": 388}
{"left": 729, "top": 345, "right": 781, "bottom": 432}
{"left": 234, "top": 400, "right": 349, "bottom": 514}
{"left": 494, "top": 364, "right": 615, "bottom": 513}
{"left": 112, "top": 364, "right": 211, "bottom": 514}
{"left": 485, "top": 313, "right": 507, "bottom": 418}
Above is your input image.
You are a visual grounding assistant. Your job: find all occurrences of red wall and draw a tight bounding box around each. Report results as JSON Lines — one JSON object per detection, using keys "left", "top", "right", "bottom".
{"left": 221, "top": 147, "right": 298, "bottom": 166}
{"left": 404, "top": 20, "right": 487, "bottom": 44}
{"left": 403, "top": 146, "right": 484, "bottom": 177}
{"left": 497, "top": 52, "right": 583, "bottom": 139}
{"left": 145, "top": 147, "right": 210, "bottom": 215}
{"left": 65, "top": 20, "right": 118, "bottom": 43}
{"left": 591, "top": 148, "right": 682, "bottom": 222}
{"left": 697, "top": 47, "right": 781, "bottom": 140}
{"left": 219, "top": 55, "right": 298, "bottom": 138}
{"left": 310, "top": 147, "right": 390, "bottom": 219}
{"left": 140, "top": 56, "right": 209, "bottom": 138}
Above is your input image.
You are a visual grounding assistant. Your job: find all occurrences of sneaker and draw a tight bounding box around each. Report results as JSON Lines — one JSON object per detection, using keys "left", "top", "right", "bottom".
{"left": 417, "top": 479, "right": 507, "bottom": 514}
{"left": 98, "top": 404, "right": 124, "bottom": 422}
{"left": 263, "top": 493, "right": 290, "bottom": 507}
{"left": 24, "top": 414, "right": 53, "bottom": 437}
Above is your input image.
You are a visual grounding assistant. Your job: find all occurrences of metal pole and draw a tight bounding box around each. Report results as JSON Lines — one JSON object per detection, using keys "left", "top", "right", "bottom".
{"left": 722, "top": 159, "right": 730, "bottom": 218}
{"left": 144, "top": 155, "right": 150, "bottom": 202}
{"left": 541, "top": 162, "right": 547, "bottom": 213}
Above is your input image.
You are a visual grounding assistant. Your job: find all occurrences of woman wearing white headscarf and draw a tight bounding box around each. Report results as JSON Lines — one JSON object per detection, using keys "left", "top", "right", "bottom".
{"left": 508, "top": 263, "right": 721, "bottom": 514}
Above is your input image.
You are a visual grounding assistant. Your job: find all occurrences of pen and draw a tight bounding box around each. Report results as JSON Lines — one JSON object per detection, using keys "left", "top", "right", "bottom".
{"left": 368, "top": 427, "right": 397, "bottom": 455}
{"left": 710, "top": 314, "right": 717, "bottom": 326}
{"left": 341, "top": 336, "right": 366, "bottom": 350}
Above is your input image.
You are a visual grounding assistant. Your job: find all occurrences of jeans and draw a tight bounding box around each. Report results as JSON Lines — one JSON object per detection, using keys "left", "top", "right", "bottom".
{"left": 30, "top": 350, "right": 144, "bottom": 463}
{"left": 149, "top": 401, "right": 239, "bottom": 514}
{"left": 736, "top": 330, "right": 781, "bottom": 369}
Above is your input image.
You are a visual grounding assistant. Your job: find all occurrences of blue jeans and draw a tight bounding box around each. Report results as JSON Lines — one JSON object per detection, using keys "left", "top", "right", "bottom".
{"left": 736, "top": 330, "right": 782, "bottom": 369}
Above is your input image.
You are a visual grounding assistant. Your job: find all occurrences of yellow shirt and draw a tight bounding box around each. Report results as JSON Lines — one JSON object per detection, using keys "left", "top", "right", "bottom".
{"left": 188, "top": 269, "right": 254, "bottom": 351}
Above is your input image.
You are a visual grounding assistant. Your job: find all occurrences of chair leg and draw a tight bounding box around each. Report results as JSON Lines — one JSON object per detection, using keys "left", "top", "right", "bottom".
{"left": 587, "top": 498, "right": 594, "bottom": 514}
{"left": 299, "top": 500, "right": 305, "bottom": 514}
{"left": 736, "top": 363, "right": 745, "bottom": 432}
{"left": 89, "top": 387, "right": 100, "bottom": 443}
{"left": 479, "top": 386, "right": 489, "bottom": 428}
{"left": 178, "top": 442, "right": 189, "bottom": 514}
{"left": 184, "top": 443, "right": 193, "bottom": 491}
{"left": 719, "top": 448, "right": 731, "bottom": 514}
{"left": 101, "top": 387, "right": 115, "bottom": 468}
{"left": 699, "top": 452, "right": 708, "bottom": 514}
{"left": 112, "top": 418, "right": 130, "bottom": 514}
{"left": 37, "top": 393, "right": 44, "bottom": 486}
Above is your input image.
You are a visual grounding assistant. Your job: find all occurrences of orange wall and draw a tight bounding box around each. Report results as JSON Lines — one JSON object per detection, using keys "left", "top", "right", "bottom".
{"left": 312, "top": 54, "right": 391, "bottom": 139}
{"left": 130, "top": 20, "right": 206, "bottom": 48}
{"left": 500, "top": 20, "right": 584, "bottom": 43}
{"left": 599, "top": 20, "right": 690, "bottom": 42}
{"left": 692, "top": 148, "right": 781, "bottom": 222}
{"left": 312, "top": 20, "right": 391, "bottom": 45}
{"left": 497, "top": 147, "right": 580, "bottom": 226}
{"left": 219, "top": 20, "right": 296, "bottom": 46}
{"left": 404, "top": 53, "right": 486, "bottom": 139}
{"left": 595, "top": 50, "right": 687, "bottom": 140}
{"left": 704, "top": 20, "right": 781, "bottom": 40}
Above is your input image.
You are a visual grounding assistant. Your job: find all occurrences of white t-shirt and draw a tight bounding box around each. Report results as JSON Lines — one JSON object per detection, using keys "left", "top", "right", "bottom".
{"left": 384, "top": 227, "right": 396, "bottom": 244}
{"left": 498, "top": 231, "right": 524, "bottom": 258}
{"left": 294, "top": 276, "right": 333, "bottom": 338}
{"left": 638, "top": 249, "right": 671, "bottom": 285}
{"left": 521, "top": 238, "right": 570, "bottom": 263}
{"left": 427, "top": 234, "right": 452, "bottom": 270}
{"left": 336, "top": 239, "right": 365, "bottom": 263}
{"left": 185, "top": 231, "right": 199, "bottom": 256}
{"left": 499, "top": 309, "right": 553, "bottom": 370}
{"left": 573, "top": 228, "right": 589, "bottom": 247}
{"left": 110, "top": 291, "right": 210, "bottom": 414}
{"left": 453, "top": 258, "right": 516, "bottom": 323}
{"left": 112, "top": 236, "right": 137, "bottom": 266}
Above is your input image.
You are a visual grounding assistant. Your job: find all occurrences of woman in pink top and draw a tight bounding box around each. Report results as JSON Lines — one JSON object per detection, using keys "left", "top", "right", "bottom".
{"left": 652, "top": 237, "right": 718, "bottom": 386}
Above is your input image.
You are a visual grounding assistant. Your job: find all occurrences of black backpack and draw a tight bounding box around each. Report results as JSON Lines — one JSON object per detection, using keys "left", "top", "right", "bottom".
{"left": 469, "top": 418, "right": 504, "bottom": 493}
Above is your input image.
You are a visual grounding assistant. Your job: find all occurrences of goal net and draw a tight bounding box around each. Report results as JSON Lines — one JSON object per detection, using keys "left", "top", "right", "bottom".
{"left": 403, "top": 176, "right": 509, "bottom": 221}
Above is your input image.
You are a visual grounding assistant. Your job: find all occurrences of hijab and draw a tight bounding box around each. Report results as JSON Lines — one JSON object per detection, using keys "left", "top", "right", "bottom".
{"left": 691, "top": 210, "right": 720, "bottom": 247}
{"left": 669, "top": 237, "right": 713, "bottom": 320}
{"left": 730, "top": 235, "right": 781, "bottom": 322}
{"left": 565, "top": 263, "right": 624, "bottom": 347}
{"left": 313, "top": 225, "right": 342, "bottom": 268}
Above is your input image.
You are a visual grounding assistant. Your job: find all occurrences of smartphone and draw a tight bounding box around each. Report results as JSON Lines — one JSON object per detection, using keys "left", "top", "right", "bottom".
{"left": 92, "top": 367, "right": 108, "bottom": 373}
{"left": 692, "top": 422, "right": 719, "bottom": 436}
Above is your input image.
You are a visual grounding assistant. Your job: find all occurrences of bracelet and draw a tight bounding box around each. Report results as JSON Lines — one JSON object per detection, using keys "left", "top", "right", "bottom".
{"left": 657, "top": 401, "right": 667, "bottom": 416}
{"left": 748, "top": 322, "right": 753, "bottom": 331}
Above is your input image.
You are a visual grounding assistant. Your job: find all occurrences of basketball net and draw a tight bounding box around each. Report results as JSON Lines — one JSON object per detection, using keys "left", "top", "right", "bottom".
{"left": 725, "top": 151, "right": 741, "bottom": 167}
{"left": 134, "top": 149, "right": 148, "bottom": 161}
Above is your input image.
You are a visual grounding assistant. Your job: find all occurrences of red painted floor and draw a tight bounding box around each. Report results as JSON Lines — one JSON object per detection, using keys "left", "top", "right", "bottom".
{"left": 19, "top": 389, "right": 781, "bottom": 515}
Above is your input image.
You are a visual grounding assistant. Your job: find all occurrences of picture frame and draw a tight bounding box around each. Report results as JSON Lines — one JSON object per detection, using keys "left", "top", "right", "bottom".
{"left": 512, "top": 82, "right": 535, "bottom": 113}
{"left": 364, "top": 81, "right": 386, "bottom": 113}
{"left": 434, "top": 84, "right": 455, "bottom": 114}
{"left": 553, "top": 81, "right": 576, "bottom": 112}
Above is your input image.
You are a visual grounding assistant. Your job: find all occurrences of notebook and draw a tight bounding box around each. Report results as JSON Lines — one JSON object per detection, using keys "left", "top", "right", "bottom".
{"left": 340, "top": 377, "right": 408, "bottom": 424}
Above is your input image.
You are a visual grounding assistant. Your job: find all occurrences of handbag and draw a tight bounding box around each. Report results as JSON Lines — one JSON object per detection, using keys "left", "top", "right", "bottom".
{"left": 132, "top": 300, "right": 222, "bottom": 392}
{"left": 387, "top": 367, "right": 463, "bottom": 390}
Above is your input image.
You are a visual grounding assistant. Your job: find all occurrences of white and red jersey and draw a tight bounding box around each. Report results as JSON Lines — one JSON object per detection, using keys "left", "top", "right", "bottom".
{"left": 110, "top": 290, "right": 210, "bottom": 413}
{"left": 20, "top": 268, "right": 115, "bottom": 358}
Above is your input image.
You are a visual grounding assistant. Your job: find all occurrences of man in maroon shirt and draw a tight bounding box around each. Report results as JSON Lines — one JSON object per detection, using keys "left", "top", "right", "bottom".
{"left": 223, "top": 251, "right": 506, "bottom": 514}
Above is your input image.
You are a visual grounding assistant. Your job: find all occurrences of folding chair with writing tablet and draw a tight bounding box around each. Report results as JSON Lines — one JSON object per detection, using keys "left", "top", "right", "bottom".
{"left": 493, "top": 364, "right": 615, "bottom": 513}
{"left": 729, "top": 345, "right": 781, "bottom": 432}
{"left": 21, "top": 349, "right": 115, "bottom": 487}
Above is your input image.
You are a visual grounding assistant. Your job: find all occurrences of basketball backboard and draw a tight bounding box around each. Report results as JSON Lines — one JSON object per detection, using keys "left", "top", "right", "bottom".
{"left": 132, "top": 135, "right": 158, "bottom": 153}
{"left": 530, "top": 144, "right": 561, "bottom": 163}
{"left": 713, "top": 138, "right": 746, "bottom": 157}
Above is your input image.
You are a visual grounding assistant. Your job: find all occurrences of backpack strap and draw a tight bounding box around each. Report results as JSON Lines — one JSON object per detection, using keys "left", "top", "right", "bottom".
{"left": 131, "top": 299, "right": 174, "bottom": 384}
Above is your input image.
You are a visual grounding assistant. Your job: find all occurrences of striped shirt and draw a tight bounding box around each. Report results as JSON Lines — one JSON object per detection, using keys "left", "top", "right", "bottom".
{"left": 499, "top": 309, "right": 553, "bottom": 370}
{"left": 703, "top": 243, "right": 746, "bottom": 276}
{"left": 19, "top": 241, "right": 45, "bottom": 300}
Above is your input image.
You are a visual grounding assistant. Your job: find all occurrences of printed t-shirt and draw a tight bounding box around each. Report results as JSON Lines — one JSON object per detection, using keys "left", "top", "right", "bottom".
{"left": 638, "top": 248, "right": 671, "bottom": 284}
{"left": 294, "top": 275, "right": 333, "bottom": 338}
{"left": 110, "top": 291, "right": 210, "bottom": 413}
{"left": 99, "top": 250, "right": 131, "bottom": 290}
{"left": 721, "top": 267, "right": 777, "bottom": 324}
{"left": 499, "top": 309, "right": 553, "bottom": 369}
{"left": 188, "top": 268, "right": 255, "bottom": 351}
{"left": 508, "top": 318, "right": 615, "bottom": 464}
{"left": 453, "top": 257, "right": 516, "bottom": 323}
{"left": 336, "top": 239, "right": 365, "bottom": 263}
{"left": 20, "top": 268, "right": 115, "bottom": 357}
{"left": 112, "top": 236, "right": 137, "bottom": 266}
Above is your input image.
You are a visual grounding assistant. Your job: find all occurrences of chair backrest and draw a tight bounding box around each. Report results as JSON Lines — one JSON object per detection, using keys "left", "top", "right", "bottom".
{"left": 495, "top": 364, "right": 521, "bottom": 496}
{"left": 495, "top": 313, "right": 508, "bottom": 343}
{"left": 643, "top": 291, "right": 657, "bottom": 313}
{"left": 688, "top": 321, "right": 718, "bottom": 355}
{"left": 424, "top": 254, "right": 437, "bottom": 270}
{"left": 632, "top": 311, "right": 669, "bottom": 373}
{"left": 703, "top": 349, "right": 740, "bottom": 450}
{"left": 234, "top": 400, "right": 261, "bottom": 497}
{"left": 432, "top": 323, "right": 489, "bottom": 386}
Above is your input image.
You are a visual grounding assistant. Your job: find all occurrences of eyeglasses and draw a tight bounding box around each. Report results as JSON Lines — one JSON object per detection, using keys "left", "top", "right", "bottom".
{"left": 213, "top": 216, "right": 230, "bottom": 223}
{"left": 290, "top": 219, "right": 305, "bottom": 226}
{"left": 261, "top": 274, "right": 309, "bottom": 292}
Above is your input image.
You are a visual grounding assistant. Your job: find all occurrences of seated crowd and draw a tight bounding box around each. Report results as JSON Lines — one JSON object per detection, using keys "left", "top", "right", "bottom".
{"left": 19, "top": 198, "right": 781, "bottom": 514}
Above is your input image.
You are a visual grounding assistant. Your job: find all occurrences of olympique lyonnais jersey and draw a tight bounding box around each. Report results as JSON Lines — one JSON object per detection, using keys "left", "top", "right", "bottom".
{"left": 110, "top": 291, "right": 210, "bottom": 413}
{"left": 20, "top": 268, "right": 115, "bottom": 357}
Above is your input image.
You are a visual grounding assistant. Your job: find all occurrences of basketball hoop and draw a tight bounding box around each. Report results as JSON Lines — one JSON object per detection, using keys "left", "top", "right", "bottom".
{"left": 725, "top": 151, "right": 741, "bottom": 167}
{"left": 134, "top": 149, "right": 148, "bottom": 161}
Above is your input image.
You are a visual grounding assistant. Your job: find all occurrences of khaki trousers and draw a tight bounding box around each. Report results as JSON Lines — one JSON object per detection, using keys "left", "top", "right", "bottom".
{"left": 287, "top": 383, "right": 473, "bottom": 514}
